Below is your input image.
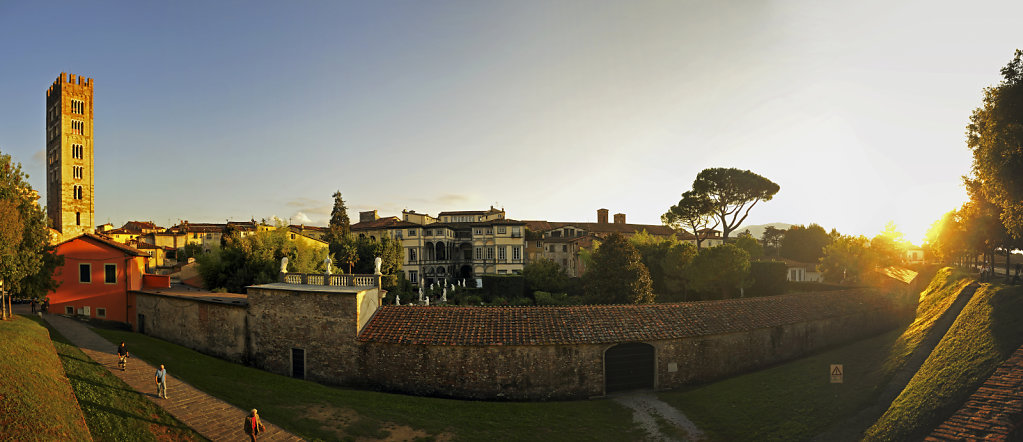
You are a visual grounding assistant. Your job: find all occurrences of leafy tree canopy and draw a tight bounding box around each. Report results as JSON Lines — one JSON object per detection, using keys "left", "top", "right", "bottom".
{"left": 583, "top": 233, "right": 654, "bottom": 304}
{"left": 967, "top": 49, "right": 1023, "bottom": 238}
{"left": 523, "top": 258, "right": 568, "bottom": 295}
{"left": 0, "top": 151, "right": 60, "bottom": 314}
{"left": 690, "top": 168, "right": 780, "bottom": 240}
{"left": 662, "top": 190, "right": 719, "bottom": 249}
{"left": 686, "top": 243, "right": 751, "bottom": 300}
{"left": 779, "top": 224, "right": 831, "bottom": 263}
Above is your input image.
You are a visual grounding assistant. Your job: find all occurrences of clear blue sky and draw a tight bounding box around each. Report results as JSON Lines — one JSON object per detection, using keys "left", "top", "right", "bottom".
{"left": 1, "top": 1, "right": 1019, "bottom": 243}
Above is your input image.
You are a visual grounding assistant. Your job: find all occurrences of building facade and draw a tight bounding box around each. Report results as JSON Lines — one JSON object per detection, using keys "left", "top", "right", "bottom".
{"left": 49, "top": 234, "right": 149, "bottom": 323}
{"left": 46, "top": 73, "right": 95, "bottom": 240}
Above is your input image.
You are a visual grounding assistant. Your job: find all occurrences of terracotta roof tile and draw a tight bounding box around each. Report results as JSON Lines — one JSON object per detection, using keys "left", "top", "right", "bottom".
{"left": 928, "top": 345, "right": 1023, "bottom": 440}
{"left": 358, "top": 289, "right": 894, "bottom": 346}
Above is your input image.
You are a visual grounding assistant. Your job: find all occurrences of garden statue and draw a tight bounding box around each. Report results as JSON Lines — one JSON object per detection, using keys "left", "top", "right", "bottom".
{"left": 418, "top": 287, "right": 424, "bottom": 302}
{"left": 323, "top": 256, "right": 332, "bottom": 275}
{"left": 374, "top": 257, "right": 382, "bottom": 275}
{"left": 280, "top": 256, "right": 289, "bottom": 273}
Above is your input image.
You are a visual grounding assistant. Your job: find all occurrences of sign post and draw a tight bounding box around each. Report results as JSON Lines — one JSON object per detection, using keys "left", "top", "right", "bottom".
{"left": 830, "top": 364, "right": 844, "bottom": 384}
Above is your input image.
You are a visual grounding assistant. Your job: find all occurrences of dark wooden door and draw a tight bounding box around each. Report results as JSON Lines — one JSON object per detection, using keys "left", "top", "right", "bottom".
{"left": 605, "top": 342, "right": 655, "bottom": 393}
{"left": 291, "top": 348, "right": 305, "bottom": 379}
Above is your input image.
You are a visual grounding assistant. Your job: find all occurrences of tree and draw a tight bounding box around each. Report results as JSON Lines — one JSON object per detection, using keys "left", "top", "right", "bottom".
{"left": 583, "top": 233, "right": 654, "bottom": 304}
{"left": 779, "top": 224, "right": 831, "bottom": 263}
{"left": 819, "top": 234, "right": 875, "bottom": 284}
{"left": 761, "top": 226, "right": 785, "bottom": 257}
{"left": 662, "top": 190, "right": 720, "bottom": 250}
{"left": 925, "top": 210, "right": 967, "bottom": 265}
{"left": 732, "top": 230, "right": 763, "bottom": 260}
{"left": 523, "top": 258, "right": 568, "bottom": 295}
{"left": 690, "top": 167, "right": 780, "bottom": 240}
{"left": 967, "top": 50, "right": 1023, "bottom": 238}
{"left": 197, "top": 227, "right": 327, "bottom": 293}
{"left": 629, "top": 231, "right": 698, "bottom": 301}
{"left": 327, "top": 191, "right": 352, "bottom": 238}
{"left": 686, "top": 243, "right": 751, "bottom": 299}
{"left": 0, "top": 152, "right": 59, "bottom": 319}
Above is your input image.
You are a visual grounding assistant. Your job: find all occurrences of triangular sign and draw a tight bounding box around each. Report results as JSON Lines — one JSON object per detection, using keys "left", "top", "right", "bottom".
{"left": 831, "top": 366, "right": 843, "bottom": 376}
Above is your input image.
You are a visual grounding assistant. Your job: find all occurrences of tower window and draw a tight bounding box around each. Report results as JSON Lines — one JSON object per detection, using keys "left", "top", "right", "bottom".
{"left": 76, "top": 212, "right": 81, "bottom": 226}
{"left": 71, "top": 100, "right": 84, "bottom": 114}
{"left": 71, "top": 120, "right": 84, "bottom": 135}
{"left": 72, "top": 144, "right": 83, "bottom": 159}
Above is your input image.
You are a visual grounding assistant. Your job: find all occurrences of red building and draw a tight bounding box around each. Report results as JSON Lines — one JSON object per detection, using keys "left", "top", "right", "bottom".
{"left": 50, "top": 233, "right": 150, "bottom": 324}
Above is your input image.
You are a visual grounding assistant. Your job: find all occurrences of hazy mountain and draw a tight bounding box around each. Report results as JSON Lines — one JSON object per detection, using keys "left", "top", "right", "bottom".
{"left": 739, "top": 223, "right": 794, "bottom": 240}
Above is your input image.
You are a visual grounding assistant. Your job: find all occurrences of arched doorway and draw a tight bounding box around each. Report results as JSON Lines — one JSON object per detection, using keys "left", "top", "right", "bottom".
{"left": 604, "top": 342, "right": 655, "bottom": 393}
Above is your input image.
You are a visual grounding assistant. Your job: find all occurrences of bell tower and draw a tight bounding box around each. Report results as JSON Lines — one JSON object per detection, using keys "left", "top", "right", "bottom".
{"left": 45, "top": 73, "right": 95, "bottom": 240}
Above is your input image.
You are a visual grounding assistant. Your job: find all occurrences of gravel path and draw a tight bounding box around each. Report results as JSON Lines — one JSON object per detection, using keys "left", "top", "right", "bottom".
{"left": 613, "top": 391, "right": 705, "bottom": 441}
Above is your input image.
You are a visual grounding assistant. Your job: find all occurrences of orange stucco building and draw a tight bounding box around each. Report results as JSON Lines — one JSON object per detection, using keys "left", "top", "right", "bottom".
{"left": 50, "top": 234, "right": 149, "bottom": 324}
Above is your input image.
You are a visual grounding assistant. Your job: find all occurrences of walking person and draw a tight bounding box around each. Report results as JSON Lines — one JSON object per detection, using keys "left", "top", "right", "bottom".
{"left": 116, "top": 341, "right": 128, "bottom": 371}
{"left": 155, "top": 364, "right": 168, "bottom": 398}
{"left": 244, "top": 409, "right": 266, "bottom": 441}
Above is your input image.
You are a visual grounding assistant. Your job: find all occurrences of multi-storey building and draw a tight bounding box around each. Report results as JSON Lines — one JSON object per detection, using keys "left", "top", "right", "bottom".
{"left": 46, "top": 73, "right": 95, "bottom": 241}
{"left": 526, "top": 208, "right": 724, "bottom": 277}
{"left": 351, "top": 207, "right": 526, "bottom": 286}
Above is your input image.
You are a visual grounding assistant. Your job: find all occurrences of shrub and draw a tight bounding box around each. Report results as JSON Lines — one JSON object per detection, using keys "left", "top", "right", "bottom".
{"left": 482, "top": 275, "right": 526, "bottom": 301}
{"left": 748, "top": 261, "right": 787, "bottom": 297}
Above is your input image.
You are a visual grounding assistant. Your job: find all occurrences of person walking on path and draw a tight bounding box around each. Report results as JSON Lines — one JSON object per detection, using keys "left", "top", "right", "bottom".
{"left": 155, "top": 364, "right": 168, "bottom": 398}
{"left": 244, "top": 409, "right": 266, "bottom": 441}
{"left": 117, "top": 341, "right": 128, "bottom": 371}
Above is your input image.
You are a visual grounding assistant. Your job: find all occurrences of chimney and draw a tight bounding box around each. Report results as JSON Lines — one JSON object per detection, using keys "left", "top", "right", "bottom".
{"left": 597, "top": 208, "right": 609, "bottom": 224}
{"left": 359, "top": 210, "right": 380, "bottom": 223}
{"left": 614, "top": 213, "right": 626, "bottom": 224}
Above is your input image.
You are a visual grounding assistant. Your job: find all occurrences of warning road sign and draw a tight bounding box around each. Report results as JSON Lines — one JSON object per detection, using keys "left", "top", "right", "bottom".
{"left": 830, "top": 364, "right": 844, "bottom": 383}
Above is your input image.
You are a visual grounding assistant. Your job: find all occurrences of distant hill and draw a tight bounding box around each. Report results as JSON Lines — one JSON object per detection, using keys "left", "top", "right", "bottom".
{"left": 739, "top": 223, "right": 794, "bottom": 240}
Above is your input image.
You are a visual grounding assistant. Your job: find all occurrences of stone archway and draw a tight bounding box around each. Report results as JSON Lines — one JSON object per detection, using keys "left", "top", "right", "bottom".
{"left": 604, "top": 342, "right": 655, "bottom": 393}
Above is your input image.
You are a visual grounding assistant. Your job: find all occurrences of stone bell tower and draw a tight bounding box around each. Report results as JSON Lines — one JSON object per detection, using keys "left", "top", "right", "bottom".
{"left": 45, "top": 73, "right": 95, "bottom": 240}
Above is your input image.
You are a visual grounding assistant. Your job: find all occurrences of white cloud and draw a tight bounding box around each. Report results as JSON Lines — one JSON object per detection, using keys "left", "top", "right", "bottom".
{"left": 292, "top": 212, "right": 312, "bottom": 224}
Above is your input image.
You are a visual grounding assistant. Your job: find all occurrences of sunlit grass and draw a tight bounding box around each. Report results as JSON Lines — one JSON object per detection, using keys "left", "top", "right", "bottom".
{"left": 659, "top": 267, "right": 971, "bottom": 441}
{"left": 0, "top": 315, "right": 91, "bottom": 441}
{"left": 865, "top": 281, "right": 1023, "bottom": 441}
{"left": 26, "top": 315, "right": 207, "bottom": 442}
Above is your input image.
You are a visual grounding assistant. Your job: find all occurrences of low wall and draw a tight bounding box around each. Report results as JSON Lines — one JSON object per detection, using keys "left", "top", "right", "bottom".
{"left": 133, "top": 292, "right": 247, "bottom": 362}
{"left": 353, "top": 294, "right": 910, "bottom": 400}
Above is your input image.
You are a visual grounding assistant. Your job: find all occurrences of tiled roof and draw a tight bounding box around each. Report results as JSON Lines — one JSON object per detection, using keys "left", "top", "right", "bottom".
{"left": 121, "top": 221, "right": 161, "bottom": 233}
{"left": 61, "top": 233, "right": 149, "bottom": 257}
{"left": 352, "top": 217, "right": 403, "bottom": 230}
{"left": 358, "top": 289, "right": 891, "bottom": 346}
{"left": 523, "top": 220, "right": 679, "bottom": 237}
{"left": 929, "top": 344, "right": 1023, "bottom": 440}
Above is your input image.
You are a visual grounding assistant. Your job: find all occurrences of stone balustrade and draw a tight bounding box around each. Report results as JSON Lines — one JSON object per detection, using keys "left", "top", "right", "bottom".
{"left": 279, "top": 272, "right": 381, "bottom": 288}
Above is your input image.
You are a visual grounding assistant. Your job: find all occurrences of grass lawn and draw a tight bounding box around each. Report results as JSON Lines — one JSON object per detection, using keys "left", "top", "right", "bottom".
{"left": 92, "top": 328, "right": 643, "bottom": 441}
{"left": 864, "top": 281, "right": 1023, "bottom": 441}
{"left": 0, "top": 315, "right": 91, "bottom": 440}
{"left": 26, "top": 315, "right": 207, "bottom": 441}
{"left": 658, "top": 267, "right": 971, "bottom": 441}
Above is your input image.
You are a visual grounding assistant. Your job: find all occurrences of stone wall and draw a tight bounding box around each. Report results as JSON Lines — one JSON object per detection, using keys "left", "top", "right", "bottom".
{"left": 354, "top": 343, "right": 606, "bottom": 400}
{"left": 245, "top": 284, "right": 378, "bottom": 385}
{"left": 351, "top": 299, "right": 909, "bottom": 400}
{"left": 133, "top": 292, "right": 247, "bottom": 362}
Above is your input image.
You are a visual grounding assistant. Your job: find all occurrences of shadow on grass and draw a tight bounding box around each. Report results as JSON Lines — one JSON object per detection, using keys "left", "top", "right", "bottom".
{"left": 989, "top": 284, "right": 1023, "bottom": 356}
{"left": 77, "top": 398, "right": 194, "bottom": 431}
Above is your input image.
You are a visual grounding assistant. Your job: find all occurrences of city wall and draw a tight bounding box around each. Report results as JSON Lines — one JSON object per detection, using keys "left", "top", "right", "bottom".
{"left": 133, "top": 284, "right": 915, "bottom": 400}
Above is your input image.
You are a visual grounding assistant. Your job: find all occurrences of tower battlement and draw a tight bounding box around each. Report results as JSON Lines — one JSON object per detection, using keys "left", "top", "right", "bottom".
{"left": 47, "top": 72, "right": 93, "bottom": 97}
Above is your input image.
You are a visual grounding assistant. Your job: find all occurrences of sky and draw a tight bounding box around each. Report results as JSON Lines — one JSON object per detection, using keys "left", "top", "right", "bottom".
{"left": 1, "top": 1, "right": 1020, "bottom": 244}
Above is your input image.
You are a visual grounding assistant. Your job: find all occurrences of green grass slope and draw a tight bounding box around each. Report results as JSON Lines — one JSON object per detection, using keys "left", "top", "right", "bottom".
{"left": 0, "top": 315, "right": 91, "bottom": 441}
{"left": 865, "top": 281, "right": 1023, "bottom": 441}
{"left": 658, "top": 267, "right": 971, "bottom": 441}
{"left": 26, "top": 316, "right": 206, "bottom": 441}
{"left": 93, "top": 328, "right": 643, "bottom": 441}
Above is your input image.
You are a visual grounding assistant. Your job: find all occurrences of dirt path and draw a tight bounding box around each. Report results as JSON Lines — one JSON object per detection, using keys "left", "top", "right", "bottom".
{"left": 613, "top": 391, "right": 705, "bottom": 441}
{"left": 812, "top": 282, "right": 980, "bottom": 441}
